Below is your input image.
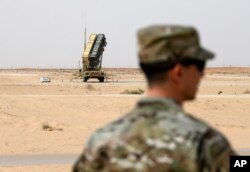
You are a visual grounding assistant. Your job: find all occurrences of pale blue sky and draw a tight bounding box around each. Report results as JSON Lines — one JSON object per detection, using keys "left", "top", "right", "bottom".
{"left": 0, "top": 0, "right": 249, "bottom": 68}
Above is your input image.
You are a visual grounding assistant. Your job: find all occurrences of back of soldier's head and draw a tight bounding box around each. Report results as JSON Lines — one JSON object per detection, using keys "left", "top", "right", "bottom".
{"left": 137, "top": 25, "right": 214, "bottom": 84}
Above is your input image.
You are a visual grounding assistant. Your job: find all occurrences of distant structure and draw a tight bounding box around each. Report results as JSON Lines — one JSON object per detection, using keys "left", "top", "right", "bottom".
{"left": 40, "top": 76, "right": 51, "bottom": 83}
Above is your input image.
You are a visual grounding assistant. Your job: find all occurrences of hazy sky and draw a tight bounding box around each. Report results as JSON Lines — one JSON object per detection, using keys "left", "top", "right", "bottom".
{"left": 0, "top": 0, "right": 249, "bottom": 68}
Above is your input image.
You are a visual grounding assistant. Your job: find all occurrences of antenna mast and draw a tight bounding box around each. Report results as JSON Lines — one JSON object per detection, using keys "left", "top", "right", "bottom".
{"left": 84, "top": 17, "right": 87, "bottom": 51}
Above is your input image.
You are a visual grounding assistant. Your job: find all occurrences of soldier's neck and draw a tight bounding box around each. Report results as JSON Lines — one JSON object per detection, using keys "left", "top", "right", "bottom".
{"left": 147, "top": 85, "right": 184, "bottom": 106}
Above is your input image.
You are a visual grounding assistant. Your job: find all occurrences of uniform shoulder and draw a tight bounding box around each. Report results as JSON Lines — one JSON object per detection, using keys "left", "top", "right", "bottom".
{"left": 174, "top": 113, "right": 235, "bottom": 171}
{"left": 197, "top": 126, "right": 236, "bottom": 171}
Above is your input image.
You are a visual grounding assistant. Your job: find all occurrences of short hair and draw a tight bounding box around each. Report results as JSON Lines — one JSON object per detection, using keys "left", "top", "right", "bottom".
{"left": 140, "top": 61, "right": 175, "bottom": 86}
{"left": 140, "top": 58, "right": 206, "bottom": 86}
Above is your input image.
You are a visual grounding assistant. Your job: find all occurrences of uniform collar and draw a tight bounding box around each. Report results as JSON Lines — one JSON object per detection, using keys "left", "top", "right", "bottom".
{"left": 136, "top": 97, "right": 183, "bottom": 111}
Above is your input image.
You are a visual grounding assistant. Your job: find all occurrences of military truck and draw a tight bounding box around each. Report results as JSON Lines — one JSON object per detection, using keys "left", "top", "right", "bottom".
{"left": 82, "top": 34, "right": 107, "bottom": 82}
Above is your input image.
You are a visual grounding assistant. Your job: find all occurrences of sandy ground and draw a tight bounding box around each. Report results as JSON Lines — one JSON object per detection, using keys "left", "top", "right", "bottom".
{"left": 0, "top": 68, "right": 250, "bottom": 171}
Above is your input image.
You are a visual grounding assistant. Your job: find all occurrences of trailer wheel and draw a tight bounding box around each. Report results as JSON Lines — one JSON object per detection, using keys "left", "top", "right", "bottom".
{"left": 83, "top": 77, "right": 89, "bottom": 82}
{"left": 99, "top": 77, "right": 104, "bottom": 82}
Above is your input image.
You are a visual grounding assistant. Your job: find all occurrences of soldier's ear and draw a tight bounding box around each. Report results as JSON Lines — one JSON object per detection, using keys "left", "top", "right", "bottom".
{"left": 169, "top": 64, "right": 183, "bottom": 84}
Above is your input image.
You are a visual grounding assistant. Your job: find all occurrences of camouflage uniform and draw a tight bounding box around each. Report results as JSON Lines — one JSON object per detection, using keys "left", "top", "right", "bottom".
{"left": 73, "top": 25, "right": 236, "bottom": 172}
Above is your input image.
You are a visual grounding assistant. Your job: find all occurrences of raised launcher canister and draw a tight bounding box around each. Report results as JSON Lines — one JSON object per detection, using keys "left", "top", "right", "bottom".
{"left": 82, "top": 34, "right": 107, "bottom": 82}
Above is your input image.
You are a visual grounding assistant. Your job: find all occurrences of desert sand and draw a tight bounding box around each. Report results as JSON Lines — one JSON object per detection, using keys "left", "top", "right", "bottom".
{"left": 0, "top": 68, "right": 250, "bottom": 171}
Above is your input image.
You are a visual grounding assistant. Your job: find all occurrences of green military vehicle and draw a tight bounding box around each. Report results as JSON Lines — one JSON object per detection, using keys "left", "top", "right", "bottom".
{"left": 82, "top": 33, "right": 107, "bottom": 82}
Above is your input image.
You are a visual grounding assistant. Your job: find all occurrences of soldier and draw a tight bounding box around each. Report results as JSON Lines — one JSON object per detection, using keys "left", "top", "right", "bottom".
{"left": 73, "top": 25, "right": 236, "bottom": 172}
